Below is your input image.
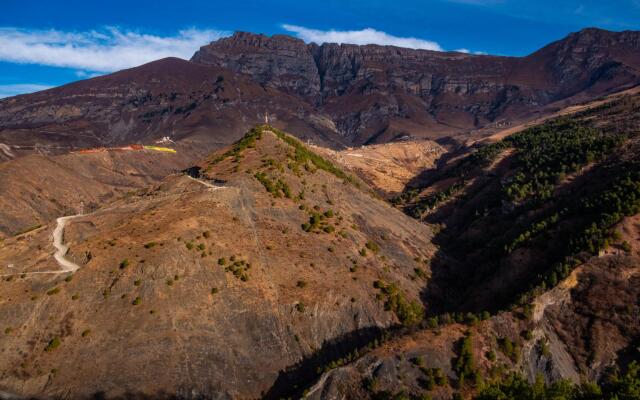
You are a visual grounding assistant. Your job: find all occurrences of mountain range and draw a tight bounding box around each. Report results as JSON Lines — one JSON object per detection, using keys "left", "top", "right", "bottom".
{"left": 1, "top": 27, "right": 639, "bottom": 161}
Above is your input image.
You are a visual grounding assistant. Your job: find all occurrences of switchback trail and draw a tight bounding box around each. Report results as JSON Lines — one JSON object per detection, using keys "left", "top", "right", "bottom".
{"left": 52, "top": 214, "right": 83, "bottom": 272}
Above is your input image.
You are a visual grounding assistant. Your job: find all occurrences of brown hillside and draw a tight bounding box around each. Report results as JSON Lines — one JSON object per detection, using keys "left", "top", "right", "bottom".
{"left": 0, "top": 126, "right": 434, "bottom": 399}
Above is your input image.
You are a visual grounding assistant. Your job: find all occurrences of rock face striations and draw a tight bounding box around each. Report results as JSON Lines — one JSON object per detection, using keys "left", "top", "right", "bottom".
{"left": 192, "top": 28, "right": 640, "bottom": 143}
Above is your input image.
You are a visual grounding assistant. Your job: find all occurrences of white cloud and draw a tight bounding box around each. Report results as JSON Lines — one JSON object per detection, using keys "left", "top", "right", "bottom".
{"left": 455, "top": 48, "right": 488, "bottom": 55}
{"left": 281, "top": 24, "right": 444, "bottom": 51}
{"left": 0, "top": 27, "right": 229, "bottom": 73}
{"left": 0, "top": 83, "right": 53, "bottom": 98}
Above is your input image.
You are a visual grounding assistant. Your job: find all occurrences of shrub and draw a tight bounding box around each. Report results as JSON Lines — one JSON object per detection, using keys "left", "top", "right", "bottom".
{"left": 144, "top": 242, "right": 157, "bottom": 249}
{"left": 454, "top": 332, "right": 477, "bottom": 387}
{"left": 218, "top": 257, "right": 226, "bottom": 265}
{"left": 412, "top": 356, "right": 425, "bottom": 367}
{"left": 132, "top": 296, "right": 141, "bottom": 305}
{"left": 44, "top": 337, "right": 61, "bottom": 352}
{"left": 119, "top": 259, "right": 129, "bottom": 269}
{"left": 295, "top": 302, "right": 305, "bottom": 313}
{"left": 374, "top": 280, "right": 423, "bottom": 326}
{"left": 365, "top": 240, "right": 380, "bottom": 253}
{"left": 134, "top": 279, "right": 141, "bottom": 286}
{"left": 71, "top": 294, "right": 79, "bottom": 300}
{"left": 498, "top": 337, "right": 520, "bottom": 363}
{"left": 414, "top": 267, "right": 427, "bottom": 279}
{"left": 296, "top": 280, "right": 307, "bottom": 288}
{"left": 621, "top": 241, "right": 632, "bottom": 253}
{"left": 47, "top": 287, "right": 60, "bottom": 296}
{"left": 211, "top": 287, "right": 219, "bottom": 295}
{"left": 64, "top": 275, "right": 73, "bottom": 282}
{"left": 81, "top": 329, "right": 91, "bottom": 337}
{"left": 203, "top": 231, "right": 211, "bottom": 238}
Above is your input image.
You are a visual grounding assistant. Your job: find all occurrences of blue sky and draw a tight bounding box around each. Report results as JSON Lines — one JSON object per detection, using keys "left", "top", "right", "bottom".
{"left": 1, "top": 0, "right": 640, "bottom": 97}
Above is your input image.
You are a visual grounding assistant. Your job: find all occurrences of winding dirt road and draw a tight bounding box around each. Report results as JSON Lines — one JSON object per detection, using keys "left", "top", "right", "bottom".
{"left": 1, "top": 174, "right": 228, "bottom": 277}
{"left": 52, "top": 214, "right": 82, "bottom": 272}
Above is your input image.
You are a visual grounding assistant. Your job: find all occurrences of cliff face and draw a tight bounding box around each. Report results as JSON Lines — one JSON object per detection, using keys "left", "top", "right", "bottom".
{"left": 192, "top": 28, "right": 640, "bottom": 143}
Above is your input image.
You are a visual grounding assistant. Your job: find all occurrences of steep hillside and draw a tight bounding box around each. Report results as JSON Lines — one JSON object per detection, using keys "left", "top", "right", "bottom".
{"left": 0, "top": 126, "right": 435, "bottom": 399}
{"left": 305, "top": 248, "right": 640, "bottom": 400}
{"left": 393, "top": 90, "right": 640, "bottom": 314}
{"left": 310, "top": 140, "right": 446, "bottom": 196}
{"left": 299, "top": 84, "right": 640, "bottom": 400}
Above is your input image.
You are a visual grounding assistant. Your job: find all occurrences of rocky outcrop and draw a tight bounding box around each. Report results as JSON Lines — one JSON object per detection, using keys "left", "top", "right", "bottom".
{"left": 192, "top": 28, "right": 640, "bottom": 143}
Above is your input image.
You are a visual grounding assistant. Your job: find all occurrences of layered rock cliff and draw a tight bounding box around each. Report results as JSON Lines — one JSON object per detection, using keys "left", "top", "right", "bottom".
{"left": 192, "top": 28, "right": 640, "bottom": 143}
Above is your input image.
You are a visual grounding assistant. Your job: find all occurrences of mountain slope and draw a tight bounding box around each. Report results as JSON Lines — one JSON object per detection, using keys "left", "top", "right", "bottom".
{"left": 0, "top": 126, "right": 434, "bottom": 399}
{"left": 0, "top": 147, "right": 191, "bottom": 239}
{"left": 299, "top": 81, "right": 640, "bottom": 400}
{"left": 0, "top": 57, "right": 344, "bottom": 161}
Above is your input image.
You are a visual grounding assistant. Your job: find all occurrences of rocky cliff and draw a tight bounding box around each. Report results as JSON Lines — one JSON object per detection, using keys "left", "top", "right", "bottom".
{"left": 192, "top": 28, "right": 640, "bottom": 143}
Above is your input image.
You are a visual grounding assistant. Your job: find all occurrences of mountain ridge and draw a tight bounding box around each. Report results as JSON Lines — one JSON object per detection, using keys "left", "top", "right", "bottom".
{"left": 0, "top": 27, "right": 639, "bottom": 160}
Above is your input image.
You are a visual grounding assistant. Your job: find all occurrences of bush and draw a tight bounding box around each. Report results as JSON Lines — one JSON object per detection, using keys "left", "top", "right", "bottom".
{"left": 498, "top": 337, "right": 520, "bottom": 363}
{"left": 374, "top": 280, "right": 423, "bottom": 326}
{"left": 81, "top": 329, "right": 91, "bottom": 337}
{"left": 47, "top": 287, "right": 60, "bottom": 296}
{"left": 144, "top": 242, "right": 157, "bottom": 249}
{"left": 132, "top": 296, "right": 141, "bottom": 305}
{"left": 119, "top": 259, "right": 129, "bottom": 269}
{"left": 44, "top": 337, "right": 61, "bottom": 352}
{"left": 454, "top": 332, "right": 477, "bottom": 387}
{"left": 295, "top": 302, "right": 305, "bottom": 313}
{"left": 365, "top": 240, "right": 380, "bottom": 253}
{"left": 296, "top": 280, "right": 307, "bottom": 288}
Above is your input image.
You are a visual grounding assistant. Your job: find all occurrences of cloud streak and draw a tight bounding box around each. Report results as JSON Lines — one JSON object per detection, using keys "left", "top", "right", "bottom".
{"left": 0, "top": 83, "right": 53, "bottom": 99}
{"left": 281, "top": 24, "right": 444, "bottom": 51}
{"left": 0, "top": 27, "right": 229, "bottom": 73}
